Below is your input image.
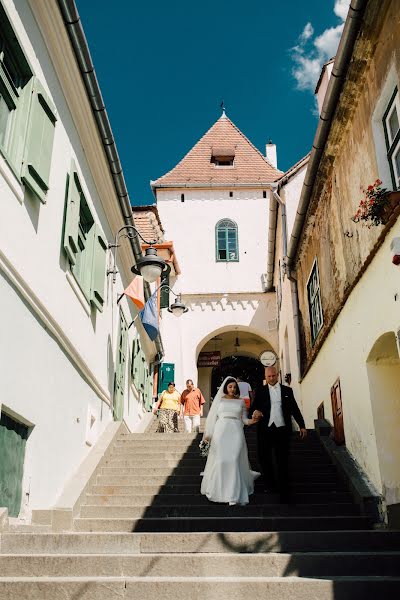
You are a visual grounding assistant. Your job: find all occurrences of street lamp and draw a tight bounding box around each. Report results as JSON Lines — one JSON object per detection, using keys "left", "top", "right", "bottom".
{"left": 108, "top": 225, "right": 170, "bottom": 284}
{"left": 167, "top": 292, "right": 189, "bottom": 317}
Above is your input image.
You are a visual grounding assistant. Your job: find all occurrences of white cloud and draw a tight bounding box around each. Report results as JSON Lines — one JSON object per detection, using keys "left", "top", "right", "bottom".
{"left": 334, "top": 0, "right": 350, "bottom": 20}
{"left": 300, "top": 22, "right": 314, "bottom": 42}
{"left": 290, "top": 0, "right": 350, "bottom": 92}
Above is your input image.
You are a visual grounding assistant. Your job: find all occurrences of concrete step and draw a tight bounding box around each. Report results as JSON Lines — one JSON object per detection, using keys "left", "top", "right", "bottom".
{"left": 79, "top": 503, "right": 359, "bottom": 519}
{"left": 110, "top": 447, "right": 327, "bottom": 457}
{"left": 100, "top": 465, "right": 337, "bottom": 477}
{"left": 103, "top": 456, "right": 335, "bottom": 473}
{"left": 95, "top": 473, "right": 343, "bottom": 486}
{"left": 84, "top": 491, "right": 354, "bottom": 506}
{"left": 106, "top": 450, "right": 332, "bottom": 465}
{"left": 73, "top": 515, "right": 372, "bottom": 532}
{"left": 1, "top": 576, "right": 400, "bottom": 599}
{"left": 122, "top": 440, "right": 321, "bottom": 448}
{"left": 2, "top": 531, "right": 400, "bottom": 554}
{"left": 0, "top": 552, "right": 399, "bottom": 577}
{"left": 92, "top": 481, "right": 349, "bottom": 494}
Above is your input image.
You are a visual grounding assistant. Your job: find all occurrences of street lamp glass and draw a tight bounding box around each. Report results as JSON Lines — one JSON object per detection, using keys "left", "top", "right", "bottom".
{"left": 140, "top": 263, "right": 163, "bottom": 283}
{"left": 171, "top": 306, "right": 185, "bottom": 317}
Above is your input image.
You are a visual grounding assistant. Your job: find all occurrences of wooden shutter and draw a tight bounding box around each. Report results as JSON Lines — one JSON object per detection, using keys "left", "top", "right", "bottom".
{"left": 114, "top": 311, "right": 128, "bottom": 421}
{"left": 21, "top": 77, "right": 57, "bottom": 201}
{"left": 330, "top": 379, "right": 345, "bottom": 445}
{"left": 63, "top": 162, "right": 81, "bottom": 265}
{"left": 90, "top": 225, "right": 107, "bottom": 312}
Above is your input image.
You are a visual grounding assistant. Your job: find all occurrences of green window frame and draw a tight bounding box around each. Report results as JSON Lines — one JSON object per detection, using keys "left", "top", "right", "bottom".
{"left": 383, "top": 87, "right": 400, "bottom": 190}
{"left": 216, "top": 218, "right": 239, "bottom": 262}
{"left": 0, "top": 5, "right": 56, "bottom": 201}
{"left": 307, "top": 259, "right": 323, "bottom": 345}
{"left": 63, "top": 161, "right": 107, "bottom": 311}
{"left": 131, "top": 335, "right": 153, "bottom": 409}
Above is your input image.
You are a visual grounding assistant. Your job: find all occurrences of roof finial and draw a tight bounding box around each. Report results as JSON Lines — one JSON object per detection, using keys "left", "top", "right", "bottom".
{"left": 220, "top": 100, "right": 226, "bottom": 118}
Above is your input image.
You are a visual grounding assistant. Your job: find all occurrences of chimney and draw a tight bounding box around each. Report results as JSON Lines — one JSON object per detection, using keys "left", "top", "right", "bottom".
{"left": 265, "top": 140, "right": 277, "bottom": 168}
{"left": 315, "top": 58, "right": 334, "bottom": 115}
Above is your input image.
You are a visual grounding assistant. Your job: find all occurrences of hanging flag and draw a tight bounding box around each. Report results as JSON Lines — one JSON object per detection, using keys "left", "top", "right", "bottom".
{"left": 118, "top": 276, "right": 145, "bottom": 310}
{"left": 139, "top": 291, "right": 159, "bottom": 341}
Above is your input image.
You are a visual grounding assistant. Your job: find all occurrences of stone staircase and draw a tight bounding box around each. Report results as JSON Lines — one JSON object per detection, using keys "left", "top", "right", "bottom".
{"left": 0, "top": 419, "right": 399, "bottom": 598}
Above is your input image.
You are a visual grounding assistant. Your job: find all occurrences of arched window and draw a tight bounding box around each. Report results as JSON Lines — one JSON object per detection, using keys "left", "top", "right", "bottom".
{"left": 216, "top": 219, "right": 239, "bottom": 262}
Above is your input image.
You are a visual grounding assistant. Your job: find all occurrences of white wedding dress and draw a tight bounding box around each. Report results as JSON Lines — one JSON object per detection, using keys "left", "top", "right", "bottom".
{"left": 201, "top": 392, "right": 260, "bottom": 505}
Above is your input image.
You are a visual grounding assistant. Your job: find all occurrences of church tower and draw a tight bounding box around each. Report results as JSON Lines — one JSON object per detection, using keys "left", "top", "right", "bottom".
{"left": 152, "top": 112, "right": 282, "bottom": 403}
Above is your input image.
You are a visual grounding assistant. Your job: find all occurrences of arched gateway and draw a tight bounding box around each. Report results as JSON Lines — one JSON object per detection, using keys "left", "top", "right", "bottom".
{"left": 196, "top": 327, "right": 277, "bottom": 414}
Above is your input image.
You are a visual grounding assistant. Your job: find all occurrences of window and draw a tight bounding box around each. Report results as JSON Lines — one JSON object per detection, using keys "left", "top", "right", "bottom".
{"left": 63, "top": 161, "right": 107, "bottom": 311}
{"left": 211, "top": 147, "right": 235, "bottom": 168}
{"left": 383, "top": 87, "right": 400, "bottom": 189}
{"left": 307, "top": 259, "right": 323, "bottom": 344}
{"left": 216, "top": 219, "right": 239, "bottom": 262}
{"left": 0, "top": 6, "right": 56, "bottom": 200}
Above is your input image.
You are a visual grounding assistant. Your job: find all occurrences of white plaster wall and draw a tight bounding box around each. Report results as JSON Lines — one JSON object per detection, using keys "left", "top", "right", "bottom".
{"left": 276, "top": 167, "right": 308, "bottom": 407}
{"left": 157, "top": 188, "right": 270, "bottom": 294}
{"left": 0, "top": 0, "right": 150, "bottom": 513}
{"left": 298, "top": 218, "right": 400, "bottom": 495}
{"left": 283, "top": 165, "right": 307, "bottom": 238}
{"left": 159, "top": 293, "right": 278, "bottom": 394}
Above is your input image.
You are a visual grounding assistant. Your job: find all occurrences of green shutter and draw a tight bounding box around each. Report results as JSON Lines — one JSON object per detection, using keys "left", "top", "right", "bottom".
{"left": 21, "top": 77, "right": 57, "bottom": 202}
{"left": 160, "top": 273, "right": 170, "bottom": 309}
{"left": 90, "top": 225, "right": 107, "bottom": 312}
{"left": 7, "top": 80, "right": 33, "bottom": 173}
{"left": 63, "top": 162, "right": 81, "bottom": 265}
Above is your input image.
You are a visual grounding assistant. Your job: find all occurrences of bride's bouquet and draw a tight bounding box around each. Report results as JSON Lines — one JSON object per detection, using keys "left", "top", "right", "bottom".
{"left": 199, "top": 439, "right": 210, "bottom": 457}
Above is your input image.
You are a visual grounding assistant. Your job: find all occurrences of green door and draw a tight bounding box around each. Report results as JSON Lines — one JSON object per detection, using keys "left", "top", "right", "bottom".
{"left": 114, "top": 310, "right": 128, "bottom": 421}
{"left": 158, "top": 362, "right": 175, "bottom": 394}
{"left": 0, "top": 413, "right": 28, "bottom": 517}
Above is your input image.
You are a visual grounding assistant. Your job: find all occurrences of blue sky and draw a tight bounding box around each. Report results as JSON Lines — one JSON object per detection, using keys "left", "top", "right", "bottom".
{"left": 76, "top": 1, "right": 349, "bottom": 205}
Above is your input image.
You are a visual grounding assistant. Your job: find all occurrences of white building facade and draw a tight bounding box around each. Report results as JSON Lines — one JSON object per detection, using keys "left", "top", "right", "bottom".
{"left": 0, "top": 0, "right": 156, "bottom": 519}
{"left": 153, "top": 113, "right": 281, "bottom": 404}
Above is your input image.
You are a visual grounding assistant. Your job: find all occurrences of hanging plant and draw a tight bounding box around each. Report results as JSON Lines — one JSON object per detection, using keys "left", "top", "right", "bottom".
{"left": 352, "top": 179, "right": 400, "bottom": 227}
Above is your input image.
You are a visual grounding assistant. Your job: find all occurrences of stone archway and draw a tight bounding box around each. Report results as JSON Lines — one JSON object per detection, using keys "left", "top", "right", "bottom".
{"left": 367, "top": 331, "right": 400, "bottom": 527}
{"left": 196, "top": 326, "right": 277, "bottom": 415}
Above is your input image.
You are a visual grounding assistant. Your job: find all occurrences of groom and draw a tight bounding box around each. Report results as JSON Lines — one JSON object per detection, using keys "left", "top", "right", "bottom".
{"left": 249, "top": 366, "right": 307, "bottom": 502}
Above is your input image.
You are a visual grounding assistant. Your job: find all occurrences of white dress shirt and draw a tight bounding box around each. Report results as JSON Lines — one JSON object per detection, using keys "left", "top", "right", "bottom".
{"left": 268, "top": 383, "right": 285, "bottom": 427}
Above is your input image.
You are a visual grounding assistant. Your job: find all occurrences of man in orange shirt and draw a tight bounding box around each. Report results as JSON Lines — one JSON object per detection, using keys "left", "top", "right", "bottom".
{"left": 180, "top": 379, "right": 205, "bottom": 433}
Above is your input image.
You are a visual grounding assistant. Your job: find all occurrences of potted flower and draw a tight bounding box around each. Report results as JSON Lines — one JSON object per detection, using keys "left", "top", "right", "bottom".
{"left": 352, "top": 180, "right": 400, "bottom": 227}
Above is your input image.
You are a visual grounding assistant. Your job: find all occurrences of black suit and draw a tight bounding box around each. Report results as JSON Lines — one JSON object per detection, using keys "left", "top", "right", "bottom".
{"left": 249, "top": 384, "right": 305, "bottom": 497}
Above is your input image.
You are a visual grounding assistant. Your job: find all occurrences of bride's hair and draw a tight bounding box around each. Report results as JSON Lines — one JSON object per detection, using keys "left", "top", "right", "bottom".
{"left": 223, "top": 377, "right": 240, "bottom": 397}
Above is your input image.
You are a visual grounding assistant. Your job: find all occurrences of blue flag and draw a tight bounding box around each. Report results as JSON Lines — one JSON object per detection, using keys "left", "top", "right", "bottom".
{"left": 139, "top": 291, "right": 159, "bottom": 341}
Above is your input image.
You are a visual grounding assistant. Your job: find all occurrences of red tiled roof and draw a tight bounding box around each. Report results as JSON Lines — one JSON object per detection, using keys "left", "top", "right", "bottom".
{"left": 132, "top": 205, "right": 164, "bottom": 244}
{"left": 151, "top": 114, "right": 283, "bottom": 188}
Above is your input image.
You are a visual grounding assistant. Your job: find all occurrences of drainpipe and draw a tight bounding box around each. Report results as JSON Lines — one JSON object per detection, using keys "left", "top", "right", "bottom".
{"left": 57, "top": 0, "right": 164, "bottom": 359}
{"left": 287, "top": 0, "right": 368, "bottom": 269}
{"left": 271, "top": 188, "right": 302, "bottom": 377}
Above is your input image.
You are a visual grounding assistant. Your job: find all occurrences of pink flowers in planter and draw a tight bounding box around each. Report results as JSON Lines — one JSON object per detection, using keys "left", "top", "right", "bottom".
{"left": 352, "top": 180, "right": 396, "bottom": 227}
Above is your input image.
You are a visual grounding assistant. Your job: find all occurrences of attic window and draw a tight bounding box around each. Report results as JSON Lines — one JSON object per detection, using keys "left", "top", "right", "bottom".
{"left": 211, "top": 146, "right": 235, "bottom": 168}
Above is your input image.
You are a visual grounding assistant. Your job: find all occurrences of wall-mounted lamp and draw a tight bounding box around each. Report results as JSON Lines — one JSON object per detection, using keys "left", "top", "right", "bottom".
{"left": 108, "top": 225, "right": 171, "bottom": 284}
{"left": 166, "top": 290, "right": 189, "bottom": 317}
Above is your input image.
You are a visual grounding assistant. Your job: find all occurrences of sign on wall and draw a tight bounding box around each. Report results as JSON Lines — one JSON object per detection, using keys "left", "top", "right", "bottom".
{"left": 197, "top": 351, "right": 221, "bottom": 367}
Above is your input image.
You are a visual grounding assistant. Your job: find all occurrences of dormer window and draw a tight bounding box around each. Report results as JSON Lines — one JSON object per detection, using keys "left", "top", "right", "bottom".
{"left": 211, "top": 146, "right": 235, "bottom": 168}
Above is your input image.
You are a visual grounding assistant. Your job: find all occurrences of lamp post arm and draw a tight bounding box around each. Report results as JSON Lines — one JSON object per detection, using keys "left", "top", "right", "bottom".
{"left": 109, "top": 225, "right": 159, "bottom": 249}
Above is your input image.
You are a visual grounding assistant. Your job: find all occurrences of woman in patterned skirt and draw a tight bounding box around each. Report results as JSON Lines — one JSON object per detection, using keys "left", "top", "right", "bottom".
{"left": 153, "top": 382, "right": 181, "bottom": 433}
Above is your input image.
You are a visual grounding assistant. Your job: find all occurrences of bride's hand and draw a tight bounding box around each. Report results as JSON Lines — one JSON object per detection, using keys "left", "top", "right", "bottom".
{"left": 203, "top": 436, "right": 210, "bottom": 442}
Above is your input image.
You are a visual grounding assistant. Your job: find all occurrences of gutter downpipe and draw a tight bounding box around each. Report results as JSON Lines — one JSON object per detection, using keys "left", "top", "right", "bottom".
{"left": 286, "top": 0, "right": 368, "bottom": 270}
{"left": 57, "top": 0, "right": 164, "bottom": 359}
{"left": 271, "top": 188, "right": 302, "bottom": 378}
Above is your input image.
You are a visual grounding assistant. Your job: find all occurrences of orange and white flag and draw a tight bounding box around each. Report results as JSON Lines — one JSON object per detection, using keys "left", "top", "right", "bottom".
{"left": 119, "top": 276, "right": 145, "bottom": 310}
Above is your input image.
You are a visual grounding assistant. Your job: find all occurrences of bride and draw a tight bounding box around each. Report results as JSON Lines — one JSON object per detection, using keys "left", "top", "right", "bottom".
{"left": 200, "top": 377, "right": 261, "bottom": 505}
